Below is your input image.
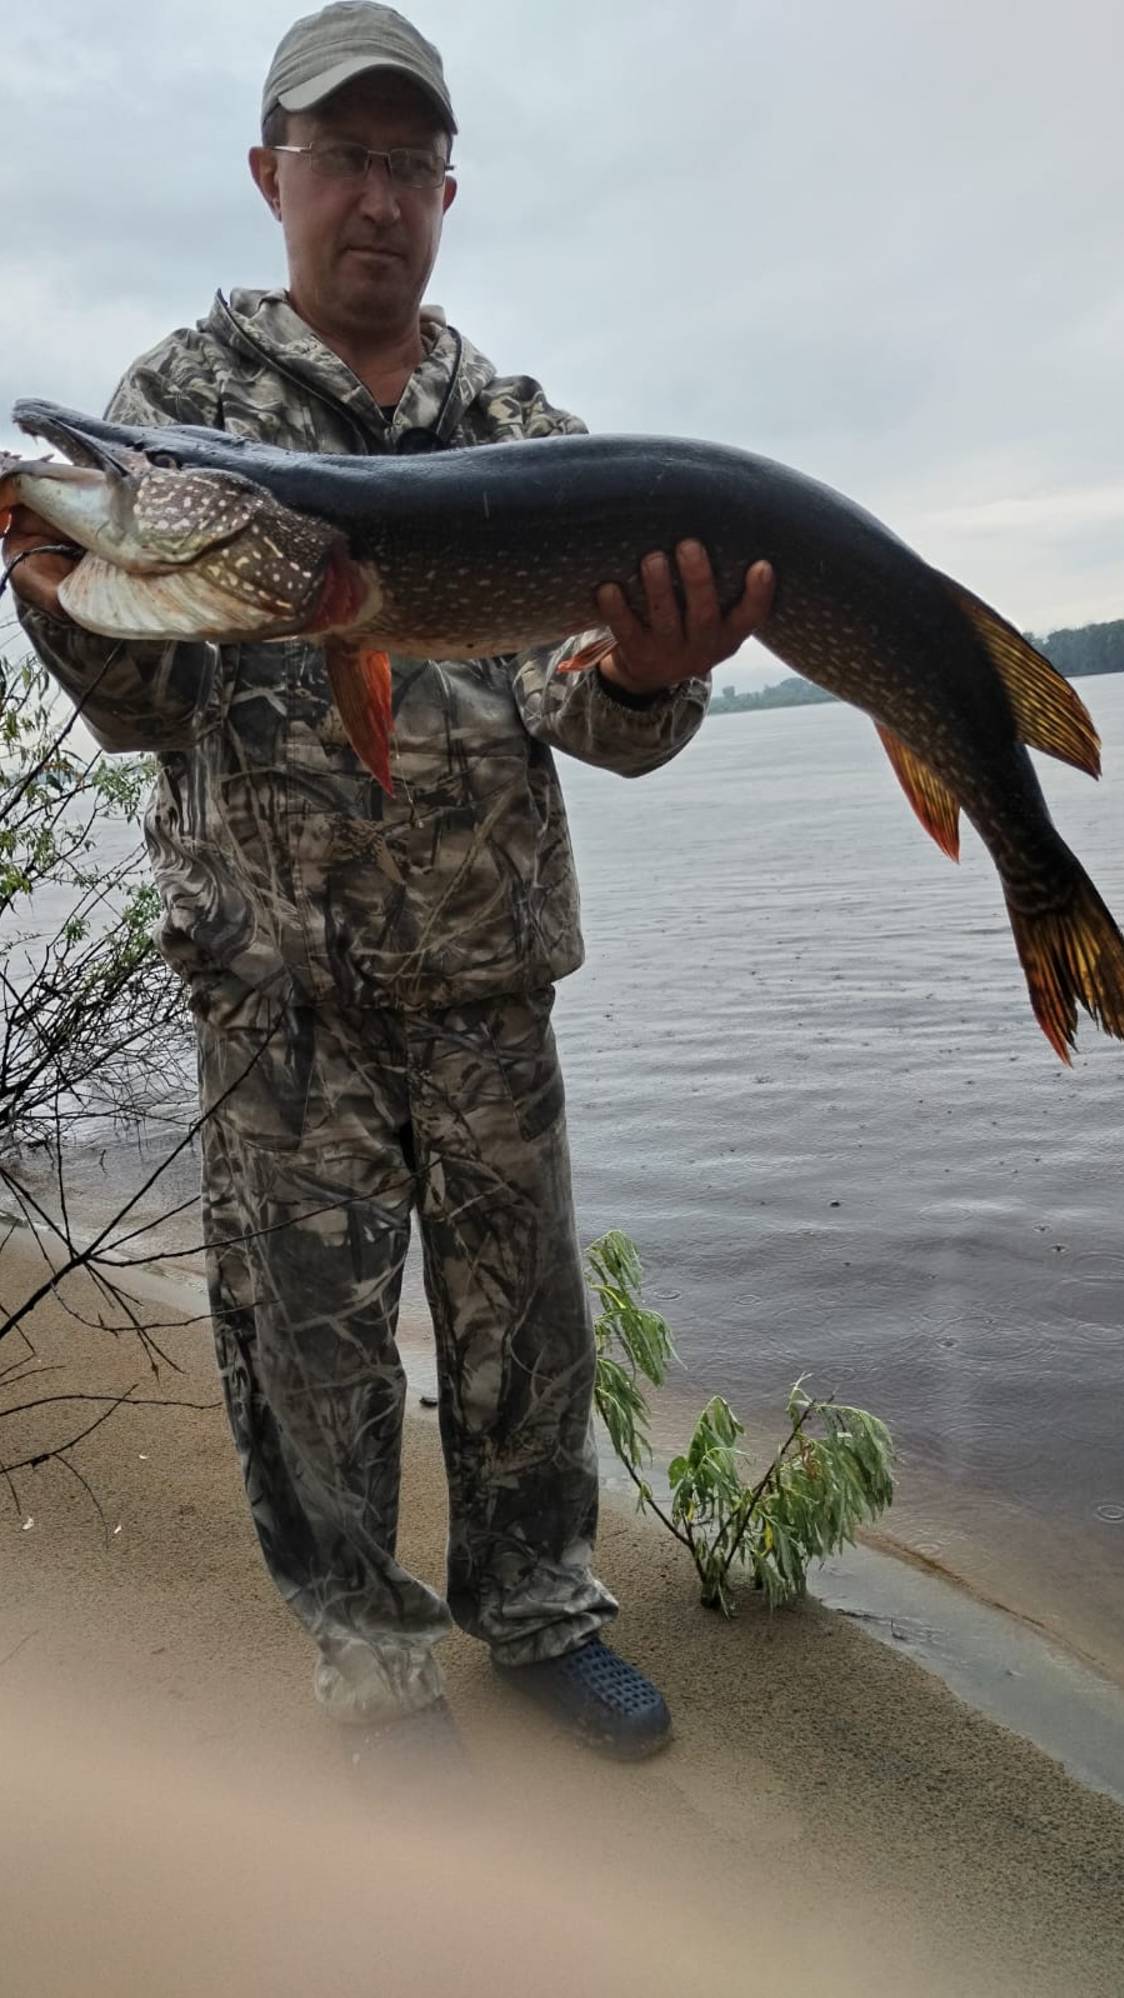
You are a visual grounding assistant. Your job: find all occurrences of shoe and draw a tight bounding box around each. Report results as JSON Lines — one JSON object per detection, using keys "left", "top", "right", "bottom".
{"left": 492, "top": 1638, "right": 671, "bottom": 1760}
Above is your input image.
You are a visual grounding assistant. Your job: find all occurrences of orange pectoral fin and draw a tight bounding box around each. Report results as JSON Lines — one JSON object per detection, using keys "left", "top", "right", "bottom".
{"left": 555, "top": 632, "right": 619, "bottom": 676}
{"left": 326, "top": 639, "right": 394, "bottom": 795}
{"left": 875, "top": 723, "right": 961, "bottom": 862}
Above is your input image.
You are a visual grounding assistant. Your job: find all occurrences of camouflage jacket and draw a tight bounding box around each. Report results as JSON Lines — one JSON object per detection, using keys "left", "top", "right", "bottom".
{"left": 20, "top": 288, "right": 709, "bottom": 1016}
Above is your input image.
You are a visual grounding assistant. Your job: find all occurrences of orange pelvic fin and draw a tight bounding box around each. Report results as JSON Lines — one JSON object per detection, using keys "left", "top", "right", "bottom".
{"left": 940, "top": 574, "right": 1101, "bottom": 779}
{"left": 326, "top": 639, "right": 394, "bottom": 795}
{"left": 1006, "top": 863, "right": 1124, "bottom": 1064}
{"left": 874, "top": 723, "right": 961, "bottom": 862}
{"left": 555, "top": 632, "right": 618, "bottom": 676}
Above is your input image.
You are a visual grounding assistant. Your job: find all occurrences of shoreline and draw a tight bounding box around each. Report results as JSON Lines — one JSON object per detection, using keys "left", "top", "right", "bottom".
{"left": 4, "top": 1231, "right": 1124, "bottom": 1993}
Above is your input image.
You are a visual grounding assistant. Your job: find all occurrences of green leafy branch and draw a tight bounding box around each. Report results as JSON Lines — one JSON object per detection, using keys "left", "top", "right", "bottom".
{"left": 589, "top": 1229, "right": 895, "bottom": 1615}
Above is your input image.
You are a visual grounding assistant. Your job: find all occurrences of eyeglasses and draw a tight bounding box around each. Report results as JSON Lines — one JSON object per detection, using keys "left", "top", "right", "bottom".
{"left": 271, "top": 141, "right": 452, "bottom": 190}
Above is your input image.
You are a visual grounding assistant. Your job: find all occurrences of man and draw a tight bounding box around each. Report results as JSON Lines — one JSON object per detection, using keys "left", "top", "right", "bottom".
{"left": 6, "top": 2, "right": 773, "bottom": 1759}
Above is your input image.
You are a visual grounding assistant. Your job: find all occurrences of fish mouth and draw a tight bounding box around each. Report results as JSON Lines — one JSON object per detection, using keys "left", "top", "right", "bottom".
{"left": 14, "top": 407, "right": 143, "bottom": 472}
{"left": 13, "top": 401, "right": 240, "bottom": 478}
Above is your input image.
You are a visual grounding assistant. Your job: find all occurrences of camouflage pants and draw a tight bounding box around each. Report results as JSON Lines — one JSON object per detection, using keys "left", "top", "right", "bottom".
{"left": 197, "top": 987, "right": 616, "bottom": 1720}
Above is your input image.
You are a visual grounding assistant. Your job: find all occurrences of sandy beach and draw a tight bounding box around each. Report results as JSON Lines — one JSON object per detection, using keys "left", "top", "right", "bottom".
{"left": 4, "top": 1226, "right": 1124, "bottom": 1997}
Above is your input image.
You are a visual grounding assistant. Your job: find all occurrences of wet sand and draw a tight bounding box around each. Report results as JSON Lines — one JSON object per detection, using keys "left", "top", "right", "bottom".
{"left": 4, "top": 1235, "right": 1124, "bottom": 1995}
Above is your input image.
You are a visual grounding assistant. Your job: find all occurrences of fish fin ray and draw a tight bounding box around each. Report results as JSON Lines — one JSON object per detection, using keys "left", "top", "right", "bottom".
{"left": 940, "top": 574, "right": 1101, "bottom": 778}
{"left": 874, "top": 723, "right": 961, "bottom": 861}
{"left": 555, "top": 632, "right": 618, "bottom": 676}
{"left": 1006, "top": 861, "right": 1124, "bottom": 1063}
{"left": 326, "top": 639, "right": 394, "bottom": 795}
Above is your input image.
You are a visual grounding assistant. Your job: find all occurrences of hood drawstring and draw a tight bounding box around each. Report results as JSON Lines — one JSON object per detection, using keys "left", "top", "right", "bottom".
{"left": 392, "top": 329, "right": 465, "bottom": 456}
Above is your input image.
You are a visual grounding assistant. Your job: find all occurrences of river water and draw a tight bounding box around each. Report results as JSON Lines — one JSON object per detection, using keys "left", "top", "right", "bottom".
{"left": 5, "top": 677, "right": 1123, "bottom": 1683}
{"left": 555, "top": 677, "right": 1124, "bottom": 1683}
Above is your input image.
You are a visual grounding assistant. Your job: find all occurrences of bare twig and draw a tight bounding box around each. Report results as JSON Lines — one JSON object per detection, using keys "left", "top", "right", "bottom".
{"left": 0, "top": 1382, "right": 143, "bottom": 1473}
{"left": 614, "top": 1453, "right": 697, "bottom": 1554}
{"left": 0, "top": 1390, "right": 219, "bottom": 1420}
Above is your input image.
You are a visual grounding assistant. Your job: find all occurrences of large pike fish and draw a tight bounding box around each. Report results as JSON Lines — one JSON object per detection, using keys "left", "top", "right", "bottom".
{"left": 3, "top": 397, "right": 1123, "bottom": 1063}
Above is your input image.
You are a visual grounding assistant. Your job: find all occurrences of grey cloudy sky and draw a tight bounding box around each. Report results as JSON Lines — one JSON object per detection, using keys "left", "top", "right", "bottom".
{"left": 3, "top": 0, "right": 1122, "bottom": 689}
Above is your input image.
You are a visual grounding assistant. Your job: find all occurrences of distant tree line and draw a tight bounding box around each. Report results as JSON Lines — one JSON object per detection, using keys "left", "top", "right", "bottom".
{"left": 709, "top": 678, "right": 835, "bottom": 715}
{"left": 1030, "top": 618, "right": 1124, "bottom": 680}
{"left": 709, "top": 616, "right": 1124, "bottom": 716}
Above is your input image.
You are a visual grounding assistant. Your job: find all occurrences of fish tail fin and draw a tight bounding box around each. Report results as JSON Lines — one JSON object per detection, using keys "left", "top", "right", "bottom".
{"left": 1006, "top": 854, "right": 1124, "bottom": 1062}
{"left": 326, "top": 638, "right": 394, "bottom": 795}
{"left": 939, "top": 574, "right": 1101, "bottom": 779}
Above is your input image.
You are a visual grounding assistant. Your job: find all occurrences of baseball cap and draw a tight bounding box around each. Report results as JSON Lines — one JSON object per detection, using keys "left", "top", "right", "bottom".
{"left": 261, "top": 2, "right": 457, "bottom": 133}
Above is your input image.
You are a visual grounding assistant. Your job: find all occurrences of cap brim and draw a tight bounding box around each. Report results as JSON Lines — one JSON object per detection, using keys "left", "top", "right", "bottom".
{"left": 277, "top": 56, "right": 455, "bottom": 130}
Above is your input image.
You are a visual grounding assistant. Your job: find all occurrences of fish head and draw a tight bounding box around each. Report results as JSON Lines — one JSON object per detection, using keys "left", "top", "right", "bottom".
{"left": 47, "top": 455, "right": 365, "bottom": 635}
{"left": 4, "top": 438, "right": 371, "bottom": 643}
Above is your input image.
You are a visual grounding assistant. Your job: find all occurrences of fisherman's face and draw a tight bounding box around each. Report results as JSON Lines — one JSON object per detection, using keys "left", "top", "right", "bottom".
{"left": 252, "top": 75, "right": 457, "bottom": 343}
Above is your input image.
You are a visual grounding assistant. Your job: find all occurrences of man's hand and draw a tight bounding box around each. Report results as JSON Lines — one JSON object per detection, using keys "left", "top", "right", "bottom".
{"left": 1, "top": 505, "right": 81, "bottom": 621}
{"left": 595, "top": 542, "right": 774, "bottom": 696}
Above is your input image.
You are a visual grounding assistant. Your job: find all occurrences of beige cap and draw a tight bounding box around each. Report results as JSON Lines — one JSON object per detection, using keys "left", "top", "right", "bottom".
{"left": 261, "top": 2, "right": 456, "bottom": 133}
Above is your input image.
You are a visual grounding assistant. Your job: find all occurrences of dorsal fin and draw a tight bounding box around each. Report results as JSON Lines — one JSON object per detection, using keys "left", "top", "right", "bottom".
{"left": 874, "top": 724, "right": 961, "bottom": 861}
{"left": 939, "top": 574, "right": 1100, "bottom": 779}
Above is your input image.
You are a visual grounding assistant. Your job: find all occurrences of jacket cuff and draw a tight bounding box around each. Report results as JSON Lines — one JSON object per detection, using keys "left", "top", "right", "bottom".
{"left": 594, "top": 665, "right": 673, "bottom": 711}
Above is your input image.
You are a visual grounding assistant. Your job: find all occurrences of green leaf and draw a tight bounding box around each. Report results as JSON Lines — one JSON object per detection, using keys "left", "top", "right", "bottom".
{"left": 588, "top": 1232, "right": 894, "bottom": 1618}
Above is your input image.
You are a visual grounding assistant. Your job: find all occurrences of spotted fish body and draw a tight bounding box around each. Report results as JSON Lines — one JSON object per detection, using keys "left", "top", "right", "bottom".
{"left": 6, "top": 398, "right": 1124, "bottom": 1061}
